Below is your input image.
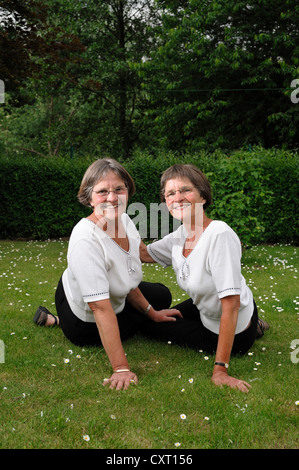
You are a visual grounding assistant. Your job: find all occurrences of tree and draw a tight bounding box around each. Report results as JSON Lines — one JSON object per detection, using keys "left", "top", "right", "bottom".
{"left": 0, "top": 0, "right": 161, "bottom": 158}
{"left": 26, "top": 0, "right": 160, "bottom": 158}
{"left": 0, "top": 0, "right": 47, "bottom": 97}
{"left": 141, "top": 0, "right": 299, "bottom": 150}
{"left": 0, "top": 0, "right": 87, "bottom": 157}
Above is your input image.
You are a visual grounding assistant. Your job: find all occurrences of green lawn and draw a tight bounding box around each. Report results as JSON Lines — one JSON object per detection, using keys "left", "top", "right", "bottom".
{"left": 0, "top": 240, "right": 298, "bottom": 449}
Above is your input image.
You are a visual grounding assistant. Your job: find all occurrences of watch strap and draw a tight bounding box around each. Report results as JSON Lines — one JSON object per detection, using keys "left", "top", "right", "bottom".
{"left": 214, "top": 361, "right": 229, "bottom": 368}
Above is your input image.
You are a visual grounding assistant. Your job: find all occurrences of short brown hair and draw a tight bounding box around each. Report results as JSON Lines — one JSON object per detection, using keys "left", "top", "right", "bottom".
{"left": 160, "top": 164, "right": 212, "bottom": 210}
{"left": 77, "top": 158, "right": 135, "bottom": 207}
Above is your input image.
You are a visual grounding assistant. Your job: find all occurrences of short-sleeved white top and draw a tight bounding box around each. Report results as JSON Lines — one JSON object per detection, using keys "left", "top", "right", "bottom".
{"left": 62, "top": 213, "right": 143, "bottom": 323}
{"left": 147, "top": 220, "right": 253, "bottom": 334}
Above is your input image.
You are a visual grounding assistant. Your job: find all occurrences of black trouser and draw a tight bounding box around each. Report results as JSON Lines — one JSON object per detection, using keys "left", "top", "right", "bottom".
{"left": 55, "top": 277, "right": 258, "bottom": 355}
{"left": 55, "top": 278, "right": 172, "bottom": 347}
{"left": 142, "top": 297, "right": 258, "bottom": 355}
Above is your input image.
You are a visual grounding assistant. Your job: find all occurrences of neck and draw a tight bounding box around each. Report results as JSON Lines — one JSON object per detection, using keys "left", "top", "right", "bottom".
{"left": 87, "top": 212, "right": 121, "bottom": 236}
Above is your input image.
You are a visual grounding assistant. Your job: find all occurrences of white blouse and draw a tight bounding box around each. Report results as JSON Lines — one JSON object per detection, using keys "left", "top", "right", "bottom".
{"left": 147, "top": 220, "right": 253, "bottom": 334}
{"left": 62, "top": 214, "right": 143, "bottom": 322}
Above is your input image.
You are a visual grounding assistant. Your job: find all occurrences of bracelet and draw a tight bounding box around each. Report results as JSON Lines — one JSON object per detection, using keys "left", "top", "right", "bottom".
{"left": 144, "top": 304, "right": 152, "bottom": 316}
{"left": 214, "top": 362, "right": 229, "bottom": 369}
{"left": 114, "top": 369, "right": 130, "bottom": 373}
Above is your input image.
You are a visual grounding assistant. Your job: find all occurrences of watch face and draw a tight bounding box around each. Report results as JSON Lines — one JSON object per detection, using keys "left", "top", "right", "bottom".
{"left": 215, "top": 362, "right": 229, "bottom": 368}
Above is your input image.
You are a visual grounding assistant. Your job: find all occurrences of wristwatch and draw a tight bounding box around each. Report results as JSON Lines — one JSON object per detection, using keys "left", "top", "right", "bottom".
{"left": 214, "top": 362, "right": 229, "bottom": 368}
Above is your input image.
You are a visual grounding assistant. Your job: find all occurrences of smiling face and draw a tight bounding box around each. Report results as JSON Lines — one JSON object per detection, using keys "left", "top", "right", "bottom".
{"left": 90, "top": 171, "right": 128, "bottom": 223}
{"left": 164, "top": 177, "right": 206, "bottom": 226}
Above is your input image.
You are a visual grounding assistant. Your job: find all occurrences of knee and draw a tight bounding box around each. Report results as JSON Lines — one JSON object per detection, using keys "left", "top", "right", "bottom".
{"left": 156, "top": 283, "right": 172, "bottom": 308}
{"left": 138, "top": 281, "right": 172, "bottom": 309}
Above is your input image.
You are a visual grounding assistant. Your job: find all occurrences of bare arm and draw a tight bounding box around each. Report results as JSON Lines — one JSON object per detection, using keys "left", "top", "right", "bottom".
{"left": 88, "top": 299, "right": 137, "bottom": 390}
{"left": 139, "top": 240, "right": 156, "bottom": 263}
{"left": 211, "top": 295, "right": 251, "bottom": 393}
{"left": 126, "top": 287, "right": 183, "bottom": 322}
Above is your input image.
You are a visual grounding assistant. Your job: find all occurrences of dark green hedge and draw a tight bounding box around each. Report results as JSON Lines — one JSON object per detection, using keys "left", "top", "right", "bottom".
{"left": 0, "top": 147, "right": 298, "bottom": 245}
{"left": 127, "top": 148, "right": 299, "bottom": 246}
{"left": 0, "top": 157, "right": 90, "bottom": 240}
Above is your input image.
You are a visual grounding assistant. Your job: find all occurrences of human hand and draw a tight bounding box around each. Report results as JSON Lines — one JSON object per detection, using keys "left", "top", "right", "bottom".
{"left": 103, "top": 371, "right": 138, "bottom": 391}
{"left": 150, "top": 308, "right": 183, "bottom": 323}
{"left": 211, "top": 370, "right": 251, "bottom": 393}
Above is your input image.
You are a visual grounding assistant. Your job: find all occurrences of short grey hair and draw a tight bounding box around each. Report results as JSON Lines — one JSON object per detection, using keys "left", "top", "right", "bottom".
{"left": 77, "top": 158, "right": 135, "bottom": 207}
{"left": 160, "top": 164, "right": 212, "bottom": 210}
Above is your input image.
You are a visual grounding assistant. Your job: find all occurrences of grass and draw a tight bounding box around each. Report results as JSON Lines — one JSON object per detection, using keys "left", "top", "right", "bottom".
{"left": 0, "top": 239, "right": 298, "bottom": 450}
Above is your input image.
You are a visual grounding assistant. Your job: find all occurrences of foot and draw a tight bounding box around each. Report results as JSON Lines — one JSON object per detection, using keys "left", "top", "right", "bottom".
{"left": 256, "top": 318, "right": 269, "bottom": 338}
{"left": 45, "top": 313, "right": 58, "bottom": 327}
{"left": 33, "top": 306, "right": 59, "bottom": 327}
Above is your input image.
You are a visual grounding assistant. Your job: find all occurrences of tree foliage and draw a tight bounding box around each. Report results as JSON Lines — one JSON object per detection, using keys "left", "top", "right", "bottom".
{"left": 0, "top": 0, "right": 47, "bottom": 95}
{"left": 0, "top": 0, "right": 84, "bottom": 97}
{"left": 0, "top": 0, "right": 298, "bottom": 157}
{"left": 140, "top": 0, "right": 299, "bottom": 150}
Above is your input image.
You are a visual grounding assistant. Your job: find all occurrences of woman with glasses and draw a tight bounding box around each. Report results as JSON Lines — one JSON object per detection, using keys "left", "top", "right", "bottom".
{"left": 33, "top": 158, "right": 182, "bottom": 390}
{"left": 140, "top": 164, "right": 269, "bottom": 393}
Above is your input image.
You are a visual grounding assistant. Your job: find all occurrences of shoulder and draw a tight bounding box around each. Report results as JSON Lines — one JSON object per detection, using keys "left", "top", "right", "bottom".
{"left": 210, "top": 220, "right": 231, "bottom": 233}
{"left": 207, "top": 221, "right": 241, "bottom": 257}
{"left": 68, "top": 218, "right": 104, "bottom": 254}
{"left": 70, "top": 218, "right": 95, "bottom": 237}
{"left": 204, "top": 221, "right": 241, "bottom": 251}
{"left": 208, "top": 221, "right": 239, "bottom": 239}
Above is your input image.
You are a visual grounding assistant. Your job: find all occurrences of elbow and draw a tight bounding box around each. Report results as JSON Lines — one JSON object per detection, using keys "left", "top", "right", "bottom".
{"left": 234, "top": 295, "right": 240, "bottom": 311}
{"left": 221, "top": 294, "right": 240, "bottom": 316}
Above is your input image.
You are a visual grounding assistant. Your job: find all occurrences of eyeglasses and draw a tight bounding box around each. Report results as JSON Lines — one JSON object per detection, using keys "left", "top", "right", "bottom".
{"left": 92, "top": 186, "right": 128, "bottom": 198}
{"left": 164, "top": 187, "right": 194, "bottom": 200}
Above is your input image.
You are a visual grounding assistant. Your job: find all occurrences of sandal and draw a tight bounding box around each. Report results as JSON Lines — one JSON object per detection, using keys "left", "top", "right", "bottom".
{"left": 33, "top": 306, "right": 58, "bottom": 327}
{"left": 256, "top": 318, "right": 270, "bottom": 338}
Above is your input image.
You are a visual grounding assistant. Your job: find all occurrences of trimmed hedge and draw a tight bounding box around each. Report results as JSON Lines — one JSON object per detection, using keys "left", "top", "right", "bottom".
{"left": 0, "top": 147, "right": 298, "bottom": 245}
{"left": 127, "top": 148, "right": 299, "bottom": 246}
{"left": 0, "top": 157, "right": 90, "bottom": 240}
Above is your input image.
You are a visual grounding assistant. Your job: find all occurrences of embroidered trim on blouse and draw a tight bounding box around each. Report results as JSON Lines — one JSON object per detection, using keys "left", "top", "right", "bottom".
{"left": 180, "top": 260, "right": 190, "bottom": 280}
{"left": 83, "top": 292, "right": 109, "bottom": 298}
{"left": 217, "top": 287, "right": 241, "bottom": 294}
{"left": 148, "top": 245, "right": 168, "bottom": 266}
